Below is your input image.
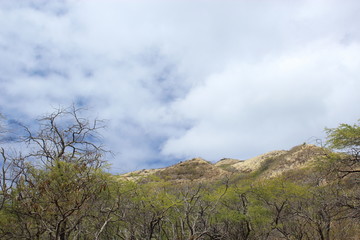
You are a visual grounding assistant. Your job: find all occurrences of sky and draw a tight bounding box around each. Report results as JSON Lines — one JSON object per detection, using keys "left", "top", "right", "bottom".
{"left": 1, "top": 0, "right": 360, "bottom": 173}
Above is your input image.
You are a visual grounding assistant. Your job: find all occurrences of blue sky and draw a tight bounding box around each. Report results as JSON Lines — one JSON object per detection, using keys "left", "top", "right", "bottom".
{"left": 1, "top": 0, "right": 360, "bottom": 173}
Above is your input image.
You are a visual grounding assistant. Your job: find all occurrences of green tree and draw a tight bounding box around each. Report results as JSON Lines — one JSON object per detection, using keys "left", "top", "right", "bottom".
{"left": 248, "top": 177, "right": 310, "bottom": 240}
{"left": 0, "top": 107, "right": 110, "bottom": 240}
{"left": 6, "top": 160, "right": 109, "bottom": 239}
{"left": 325, "top": 121, "right": 360, "bottom": 176}
{"left": 215, "top": 184, "right": 252, "bottom": 239}
{"left": 323, "top": 121, "right": 360, "bottom": 236}
{"left": 112, "top": 177, "right": 178, "bottom": 239}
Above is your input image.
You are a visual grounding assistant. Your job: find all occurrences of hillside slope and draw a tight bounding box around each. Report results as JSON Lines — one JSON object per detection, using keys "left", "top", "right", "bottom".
{"left": 120, "top": 144, "right": 326, "bottom": 182}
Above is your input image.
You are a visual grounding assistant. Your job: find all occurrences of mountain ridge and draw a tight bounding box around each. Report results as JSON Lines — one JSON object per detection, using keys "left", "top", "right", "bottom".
{"left": 120, "top": 143, "right": 325, "bottom": 182}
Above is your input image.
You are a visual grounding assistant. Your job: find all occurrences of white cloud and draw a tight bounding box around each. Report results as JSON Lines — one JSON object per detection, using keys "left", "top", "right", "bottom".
{"left": 162, "top": 40, "right": 360, "bottom": 160}
{"left": 1, "top": 0, "right": 360, "bottom": 172}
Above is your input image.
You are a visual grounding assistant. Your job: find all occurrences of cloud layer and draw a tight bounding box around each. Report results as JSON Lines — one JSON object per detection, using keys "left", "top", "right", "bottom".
{"left": 1, "top": 0, "right": 360, "bottom": 172}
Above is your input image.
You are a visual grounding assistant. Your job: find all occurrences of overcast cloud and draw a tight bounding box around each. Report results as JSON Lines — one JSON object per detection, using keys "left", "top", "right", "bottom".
{"left": 1, "top": 0, "right": 360, "bottom": 172}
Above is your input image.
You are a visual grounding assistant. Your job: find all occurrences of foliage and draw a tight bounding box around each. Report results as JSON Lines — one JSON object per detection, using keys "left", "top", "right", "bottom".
{"left": 325, "top": 121, "right": 360, "bottom": 177}
{"left": 0, "top": 111, "right": 359, "bottom": 239}
{"left": 326, "top": 121, "right": 360, "bottom": 150}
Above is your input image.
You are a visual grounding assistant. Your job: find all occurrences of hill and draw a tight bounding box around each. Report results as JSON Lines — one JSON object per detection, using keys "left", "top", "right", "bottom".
{"left": 120, "top": 144, "right": 326, "bottom": 182}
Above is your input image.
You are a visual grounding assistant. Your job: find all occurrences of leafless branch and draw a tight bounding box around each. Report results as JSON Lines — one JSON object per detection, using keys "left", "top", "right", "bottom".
{"left": 21, "top": 106, "right": 108, "bottom": 168}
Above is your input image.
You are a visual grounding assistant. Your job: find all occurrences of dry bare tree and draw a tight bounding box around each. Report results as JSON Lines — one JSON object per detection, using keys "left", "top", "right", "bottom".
{"left": 21, "top": 106, "right": 107, "bottom": 168}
